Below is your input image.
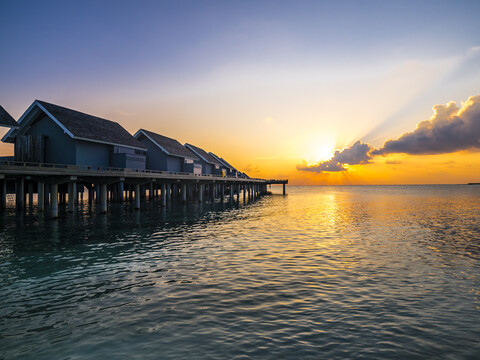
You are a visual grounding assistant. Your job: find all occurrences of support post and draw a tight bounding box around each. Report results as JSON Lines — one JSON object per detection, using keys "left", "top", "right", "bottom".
{"left": 229, "top": 184, "right": 233, "bottom": 203}
{"left": 134, "top": 184, "right": 140, "bottom": 210}
{"left": 161, "top": 183, "right": 166, "bottom": 207}
{"left": 68, "top": 182, "right": 77, "bottom": 212}
{"left": 38, "top": 182, "right": 44, "bottom": 212}
{"left": 199, "top": 184, "right": 204, "bottom": 202}
{"left": 16, "top": 178, "right": 24, "bottom": 211}
{"left": 119, "top": 182, "right": 124, "bottom": 202}
{"left": 100, "top": 184, "right": 107, "bottom": 213}
{"left": 221, "top": 183, "right": 225, "bottom": 202}
{"left": 1, "top": 179, "right": 6, "bottom": 210}
{"left": 283, "top": 183, "right": 286, "bottom": 195}
{"left": 50, "top": 183, "right": 58, "bottom": 219}
{"left": 182, "top": 184, "right": 187, "bottom": 204}
{"left": 28, "top": 181, "right": 33, "bottom": 207}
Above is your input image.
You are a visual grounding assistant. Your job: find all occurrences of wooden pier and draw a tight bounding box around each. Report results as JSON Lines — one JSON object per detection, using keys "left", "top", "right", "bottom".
{"left": 0, "top": 160, "right": 288, "bottom": 219}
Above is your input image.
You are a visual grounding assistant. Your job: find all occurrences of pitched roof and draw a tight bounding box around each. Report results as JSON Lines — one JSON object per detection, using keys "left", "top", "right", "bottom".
{"left": 209, "top": 152, "right": 237, "bottom": 171}
{"left": 185, "top": 143, "right": 223, "bottom": 166}
{"left": 0, "top": 105, "right": 19, "bottom": 128}
{"left": 135, "top": 129, "right": 199, "bottom": 160}
{"left": 35, "top": 100, "right": 145, "bottom": 150}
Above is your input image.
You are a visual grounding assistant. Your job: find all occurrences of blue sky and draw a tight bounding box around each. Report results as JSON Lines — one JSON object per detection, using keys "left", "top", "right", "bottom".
{"left": 1, "top": 0, "right": 480, "bottom": 183}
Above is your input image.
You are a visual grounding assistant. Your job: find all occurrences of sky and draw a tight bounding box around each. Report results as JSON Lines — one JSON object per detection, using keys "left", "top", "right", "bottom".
{"left": 1, "top": 0, "right": 480, "bottom": 184}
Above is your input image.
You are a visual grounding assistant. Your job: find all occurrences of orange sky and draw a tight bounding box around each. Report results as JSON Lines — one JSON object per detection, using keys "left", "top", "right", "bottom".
{"left": 1, "top": 2, "right": 480, "bottom": 185}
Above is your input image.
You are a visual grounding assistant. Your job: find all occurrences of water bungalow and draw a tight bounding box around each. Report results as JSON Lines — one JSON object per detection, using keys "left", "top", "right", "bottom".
{"left": 0, "top": 105, "right": 19, "bottom": 128}
{"left": 0, "top": 101, "right": 288, "bottom": 219}
{"left": 184, "top": 143, "right": 225, "bottom": 176}
{"left": 209, "top": 152, "right": 239, "bottom": 177}
{"left": 2, "top": 100, "right": 146, "bottom": 169}
{"left": 134, "top": 129, "right": 202, "bottom": 174}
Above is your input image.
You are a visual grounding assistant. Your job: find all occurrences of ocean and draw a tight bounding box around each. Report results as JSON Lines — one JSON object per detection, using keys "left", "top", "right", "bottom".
{"left": 1, "top": 185, "right": 479, "bottom": 359}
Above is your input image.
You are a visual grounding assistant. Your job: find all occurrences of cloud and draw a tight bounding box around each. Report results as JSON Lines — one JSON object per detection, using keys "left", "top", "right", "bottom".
{"left": 373, "top": 94, "right": 480, "bottom": 155}
{"left": 297, "top": 141, "right": 373, "bottom": 173}
{"left": 297, "top": 94, "right": 480, "bottom": 174}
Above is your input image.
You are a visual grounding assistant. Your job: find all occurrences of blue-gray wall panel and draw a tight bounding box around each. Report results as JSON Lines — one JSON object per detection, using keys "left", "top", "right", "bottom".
{"left": 27, "top": 115, "right": 76, "bottom": 164}
{"left": 76, "top": 140, "right": 110, "bottom": 167}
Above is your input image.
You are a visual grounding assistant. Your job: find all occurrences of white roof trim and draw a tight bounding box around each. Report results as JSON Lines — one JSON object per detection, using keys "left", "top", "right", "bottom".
{"left": 1, "top": 101, "right": 39, "bottom": 142}
{"left": 134, "top": 129, "right": 171, "bottom": 155}
{"left": 3, "top": 101, "right": 147, "bottom": 151}
{"left": 134, "top": 130, "right": 198, "bottom": 161}
{"left": 185, "top": 144, "right": 213, "bottom": 164}
{"left": 209, "top": 152, "right": 230, "bottom": 169}
{"left": 35, "top": 101, "right": 75, "bottom": 138}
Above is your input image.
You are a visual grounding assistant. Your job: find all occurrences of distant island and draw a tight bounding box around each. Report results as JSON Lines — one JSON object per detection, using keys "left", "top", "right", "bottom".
{"left": 467, "top": 183, "right": 480, "bottom": 185}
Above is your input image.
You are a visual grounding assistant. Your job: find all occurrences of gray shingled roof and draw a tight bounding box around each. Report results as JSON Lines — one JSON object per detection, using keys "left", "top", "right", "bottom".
{"left": 210, "top": 152, "right": 237, "bottom": 170}
{"left": 137, "top": 129, "right": 199, "bottom": 160}
{"left": 185, "top": 143, "right": 223, "bottom": 166}
{"left": 0, "top": 105, "right": 18, "bottom": 128}
{"left": 37, "top": 100, "right": 145, "bottom": 150}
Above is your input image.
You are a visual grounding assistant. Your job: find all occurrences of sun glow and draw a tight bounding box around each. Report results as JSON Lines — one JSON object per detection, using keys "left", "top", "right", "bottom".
{"left": 305, "top": 135, "right": 336, "bottom": 164}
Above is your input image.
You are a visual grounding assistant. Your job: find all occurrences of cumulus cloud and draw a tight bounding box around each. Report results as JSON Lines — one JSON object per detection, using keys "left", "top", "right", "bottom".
{"left": 297, "top": 94, "right": 480, "bottom": 173}
{"left": 296, "top": 141, "right": 373, "bottom": 173}
{"left": 373, "top": 94, "right": 480, "bottom": 155}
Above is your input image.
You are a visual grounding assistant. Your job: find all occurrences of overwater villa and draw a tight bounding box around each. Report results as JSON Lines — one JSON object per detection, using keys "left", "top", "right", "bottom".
{"left": 0, "top": 101, "right": 287, "bottom": 217}
{"left": 134, "top": 129, "right": 202, "bottom": 174}
{"left": 184, "top": 143, "right": 226, "bottom": 176}
{"left": 1, "top": 100, "right": 147, "bottom": 169}
{"left": 209, "top": 152, "right": 239, "bottom": 177}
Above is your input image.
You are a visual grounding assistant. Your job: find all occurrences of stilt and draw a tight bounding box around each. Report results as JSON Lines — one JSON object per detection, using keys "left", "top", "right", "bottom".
{"left": 283, "top": 183, "right": 286, "bottom": 195}
{"left": 68, "top": 182, "right": 76, "bottom": 212}
{"left": 229, "top": 184, "right": 233, "bottom": 203}
{"left": 167, "top": 183, "right": 172, "bottom": 203}
{"left": 182, "top": 184, "right": 187, "bottom": 204}
{"left": 88, "top": 186, "right": 94, "bottom": 205}
{"left": 16, "top": 178, "right": 24, "bottom": 211}
{"left": 221, "top": 183, "right": 225, "bottom": 202}
{"left": 199, "top": 184, "right": 204, "bottom": 202}
{"left": 44, "top": 183, "right": 49, "bottom": 209}
{"left": 1, "top": 179, "right": 6, "bottom": 210}
{"left": 161, "top": 183, "right": 166, "bottom": 207}
{"left": 28, "top": 181, "right": 33, "bottom": 207}
{"left": 119, "top": 182, "right": 124, "bottom": 202}
{"left": 38, "top": 182, "right": 44, "bottom": 212}
{"left": 100, "top": 184, "right": 107, "bottom": 213}
{"left": 50, "top": 183, "right": 58, "bottom": 219}
{"left": 134, "top": 184, "right": 140, "bottom": 210}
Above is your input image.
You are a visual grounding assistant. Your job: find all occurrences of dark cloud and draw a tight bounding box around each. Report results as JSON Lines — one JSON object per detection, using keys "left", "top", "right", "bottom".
{"left": 373, "top": 95, "right": 480, "bottom": 156}
{"left": 297, "top": 141, "right": 373, "bottom": 173}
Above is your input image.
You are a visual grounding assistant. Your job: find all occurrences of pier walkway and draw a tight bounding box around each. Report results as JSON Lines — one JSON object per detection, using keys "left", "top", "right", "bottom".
{"left": 0, "top": 161, "right": 287, "bottom": 218}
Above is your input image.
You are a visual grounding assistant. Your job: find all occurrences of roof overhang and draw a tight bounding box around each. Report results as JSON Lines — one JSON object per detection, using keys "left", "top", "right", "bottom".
{"left": 134, "top": 130, "right": 198, "bottom": 160}
{"left": 185, "top": 143, "right": 215, "bottom": 164}
{"left": 2, "top": 101, "right": 147, "bottom": 151}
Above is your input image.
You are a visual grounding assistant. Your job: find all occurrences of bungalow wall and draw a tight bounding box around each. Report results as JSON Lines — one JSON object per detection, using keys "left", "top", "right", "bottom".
{"left": 76, "top": 140, "right": 110, "bottom": 167}
{"left": 167, "top": 156, "right": 182, "bottom": 172}
{"left": 26, "top": 115, "right": 76, "bottom": 164}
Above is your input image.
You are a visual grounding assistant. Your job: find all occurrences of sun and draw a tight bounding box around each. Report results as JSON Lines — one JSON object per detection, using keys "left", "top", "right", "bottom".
{"left": 301, "top": 134, "right": 336, "bottom": 165}
{"left": 313, "top": 143, "right": 335, "bottom": 162}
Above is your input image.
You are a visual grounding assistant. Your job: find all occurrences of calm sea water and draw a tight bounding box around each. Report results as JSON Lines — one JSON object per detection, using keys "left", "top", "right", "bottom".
{"left": 1, "top": 185, "right": 480, "bottom": 359}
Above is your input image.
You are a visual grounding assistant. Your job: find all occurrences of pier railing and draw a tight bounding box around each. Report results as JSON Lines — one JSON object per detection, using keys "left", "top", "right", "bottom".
{"left": 0, "top": 160, "right": 265, "bottom": 182}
